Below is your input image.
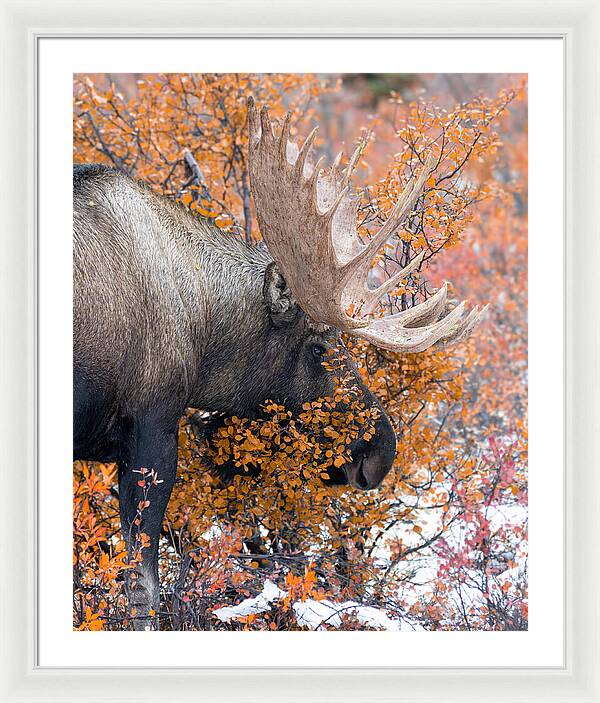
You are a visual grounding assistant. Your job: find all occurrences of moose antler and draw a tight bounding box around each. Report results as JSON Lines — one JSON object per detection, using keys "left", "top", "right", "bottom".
{"left": 247, "top": 97, "right": 488, "bottom": 353}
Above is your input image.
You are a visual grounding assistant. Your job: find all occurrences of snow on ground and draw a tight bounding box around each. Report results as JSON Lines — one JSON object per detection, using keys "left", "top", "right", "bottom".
{"left": 213, "top": 580, "right": 286, "bottom": 622}
{"left": 212, "top": 580, "right": 414, "bottom": 630}
{"left": 211, "top": 499, "right": 527, "bottom": 629}
{"left": 293, "top": 599, "right": 421, "bottom": 630}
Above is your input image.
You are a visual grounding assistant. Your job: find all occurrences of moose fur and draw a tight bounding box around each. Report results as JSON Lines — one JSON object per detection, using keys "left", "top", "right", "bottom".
{"left": 73, "top": 164, "right": 396, "bottom": 629}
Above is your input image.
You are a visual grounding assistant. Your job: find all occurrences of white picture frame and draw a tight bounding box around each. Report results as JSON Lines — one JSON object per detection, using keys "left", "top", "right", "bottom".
{"left": 0, "top": 0, "right": 596, "bottom": 700}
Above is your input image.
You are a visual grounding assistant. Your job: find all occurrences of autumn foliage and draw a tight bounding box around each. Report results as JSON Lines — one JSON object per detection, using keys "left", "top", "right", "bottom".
{"left": 73, "top": 72, "right": 528, "bottom": 631}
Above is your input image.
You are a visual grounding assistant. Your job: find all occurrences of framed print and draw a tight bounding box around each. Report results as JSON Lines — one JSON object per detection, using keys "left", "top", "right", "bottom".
{"left": 0, "top": 1, "right": 598, "bottom": 701}
{"left": 69, "top": 67, "right": 532, "bottom": 640}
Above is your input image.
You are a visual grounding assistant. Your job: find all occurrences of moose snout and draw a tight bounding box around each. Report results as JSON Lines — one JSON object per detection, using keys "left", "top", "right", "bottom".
{"left": 344, "top": 414, "right": 397, "bottom": 491}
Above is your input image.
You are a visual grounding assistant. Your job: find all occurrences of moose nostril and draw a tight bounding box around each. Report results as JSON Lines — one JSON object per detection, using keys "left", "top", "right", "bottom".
{"left": 356, "top": 457, "right": 370, "bottom": 490}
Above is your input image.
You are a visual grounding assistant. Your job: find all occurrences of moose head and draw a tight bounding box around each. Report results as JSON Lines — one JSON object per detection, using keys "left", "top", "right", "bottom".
{"left": 196, "top": 99, "right": 488, "bottom": 491}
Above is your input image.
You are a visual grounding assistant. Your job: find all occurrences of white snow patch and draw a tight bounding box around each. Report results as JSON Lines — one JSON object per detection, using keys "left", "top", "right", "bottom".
{"left": 212, "top": 579, "right": 413, "bottom": 630}
{"left": 293, "top": 599, "right": 410, "bottom": 631}
{"left": 212, "top": 580, "right": 286, "bottom": 622}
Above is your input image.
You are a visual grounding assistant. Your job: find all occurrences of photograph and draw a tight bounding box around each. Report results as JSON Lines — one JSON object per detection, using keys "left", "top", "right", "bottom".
{"left": 72, "top": 71, "right": 528, "bottom": 632}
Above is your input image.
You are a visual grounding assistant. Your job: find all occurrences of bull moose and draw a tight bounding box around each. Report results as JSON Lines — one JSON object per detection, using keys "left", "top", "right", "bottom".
{"left": 73, "top": 97, "right": 486, "bottom": 629}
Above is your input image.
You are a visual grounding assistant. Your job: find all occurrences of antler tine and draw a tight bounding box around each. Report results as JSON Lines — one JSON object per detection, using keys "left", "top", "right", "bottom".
{"left": 335, "top": 153, "right": 436, "bottom": 323}
{"left": 259, "top": 106, "right": 275, "bottom": 145}
{"left": 403, "top": 283, "right": 450, "bottom": 328}
{"left": 360, "top": 250, "right": 425, "bottom": 316}
{"left": 341, "top": 130, "right": 373, "bottom": 189}
{"left": 308, "top": 155, "right": 326, "bottom": 192}
{"left": 279, "top": 111, "right": 292, "bottom": 162}
{"left": 368, "top": 282, "right": 451, "bottom": 330}
{"left": 295, "top": 126, "right": 319, "bottom": 178}
{"left": 358, "top": 300, "right": 468, "bottom": 354}
{"left": 247, "top": 96, "right": 260, "bottom": 145}
{"left": 332, "top": 150, "right": 344, "bottom": 171}
{"left": 348, "top": 153, "right": 436, "bottom": 275}
{"left": 438, "top": 304, "right": 490, "bottom": 348}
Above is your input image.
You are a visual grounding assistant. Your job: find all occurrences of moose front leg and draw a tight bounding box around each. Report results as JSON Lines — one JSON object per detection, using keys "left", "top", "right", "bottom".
{"left": 118, "top": 417, "right": 178, "bottom": 630}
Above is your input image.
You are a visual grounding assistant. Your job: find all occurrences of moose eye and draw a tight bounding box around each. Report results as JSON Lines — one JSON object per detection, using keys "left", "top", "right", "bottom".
{"left": 311, "top": 344, "right": 327, "bottom": 359}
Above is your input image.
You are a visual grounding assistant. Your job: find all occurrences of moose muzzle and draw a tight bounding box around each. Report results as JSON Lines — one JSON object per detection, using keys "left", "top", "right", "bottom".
{"left": 344, "top": 413, "right": 397, "bottom": 490}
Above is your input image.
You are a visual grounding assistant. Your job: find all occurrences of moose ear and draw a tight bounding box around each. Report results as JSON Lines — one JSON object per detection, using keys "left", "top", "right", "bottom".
{"left": 263, "top": 262, "right": 299, "bottom": 327}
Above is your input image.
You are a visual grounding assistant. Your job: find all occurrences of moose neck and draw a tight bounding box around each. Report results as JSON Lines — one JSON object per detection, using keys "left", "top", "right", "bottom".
{"left": 179, "top": 219, "right": 275, "bottom": 414}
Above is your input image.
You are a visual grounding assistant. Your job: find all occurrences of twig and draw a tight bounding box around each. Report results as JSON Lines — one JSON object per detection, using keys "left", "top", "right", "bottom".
{"left": 183, "top": 149, "right": 211, "bottom": 203}
{"left": 241, "top": 168, "right": 253, "bottom": 243}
